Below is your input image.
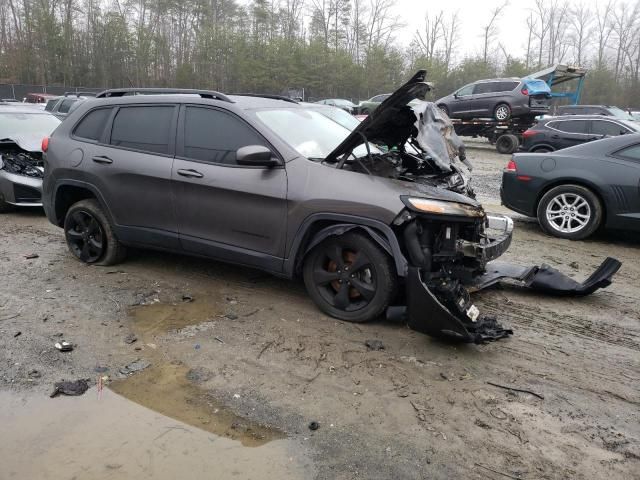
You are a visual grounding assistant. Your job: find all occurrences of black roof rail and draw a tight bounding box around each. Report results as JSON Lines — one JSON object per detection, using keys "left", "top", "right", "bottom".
{"left": 231, "top": 93, "right": 299, "bottom": 104}
{"left": 95, "top": 88, "right": 233, "bottom": 102}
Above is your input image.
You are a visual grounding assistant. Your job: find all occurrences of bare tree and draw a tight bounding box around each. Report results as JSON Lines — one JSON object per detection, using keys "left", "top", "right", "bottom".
{"left": 482, "top": 0, "right": 509, "bottom": 64}
{"left": 525, "top": 12, "right": 536, "bottom": 69}
{"left": 442, "top": 11, "right": 460, "bottom": 71}
{"left": 414, "top": 10, "right": 444, "bottom": 62}
{"left": 611, "top": 0, "right": 640, "bottom": 81}
{"left": 546, "top": 0, "right": 570, "bottom": 64}
{"left": 594, "top": 0, "right": 615, "bottom": 69}
{"left": 568, "top": 1, "right": 592, "bottom": 65}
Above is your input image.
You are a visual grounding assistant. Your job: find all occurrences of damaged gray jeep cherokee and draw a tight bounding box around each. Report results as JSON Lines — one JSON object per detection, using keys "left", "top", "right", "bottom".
{"left": 42, "top": 71, "right": 621, "bottom": 343}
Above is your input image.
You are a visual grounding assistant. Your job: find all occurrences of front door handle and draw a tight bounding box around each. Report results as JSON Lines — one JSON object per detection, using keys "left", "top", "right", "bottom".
{"left": 92, "top": 155, "right": 113, "bottom": 164}
{"left": 177, "top": 169, "right": 204, "bottom": 179}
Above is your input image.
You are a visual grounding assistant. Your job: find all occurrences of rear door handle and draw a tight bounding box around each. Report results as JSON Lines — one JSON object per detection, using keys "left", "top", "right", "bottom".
{"left": 177, "top": 169, "right": 204, "bottom": 179}
{"left": 92, "top": 155, "right": 113, "bottom": 164}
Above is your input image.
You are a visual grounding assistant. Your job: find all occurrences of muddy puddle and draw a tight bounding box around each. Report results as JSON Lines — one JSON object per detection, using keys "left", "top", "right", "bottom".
{"left": 0, "top": 387, "right": 312, "bottom": 480}
{"left": 128, "top": 296, "right": 222, "bottom": 340}
{"left": 110, "top": 362, "right": 284, "bottom": 447}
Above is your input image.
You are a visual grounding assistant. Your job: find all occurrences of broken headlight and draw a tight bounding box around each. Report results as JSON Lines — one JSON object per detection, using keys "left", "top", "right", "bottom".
{"left": 401, "top": 196, "right": 484, "bottom": 218}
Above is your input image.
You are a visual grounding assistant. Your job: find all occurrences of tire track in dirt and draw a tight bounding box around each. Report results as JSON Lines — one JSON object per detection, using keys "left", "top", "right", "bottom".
{"left": 481, "top": 298, "right": 640, "bottom": 352}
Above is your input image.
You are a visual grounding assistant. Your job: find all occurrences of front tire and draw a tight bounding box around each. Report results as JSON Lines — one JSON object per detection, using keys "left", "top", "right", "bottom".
{"left": 537, "top": 185, "right": 603, "bottom": 240}
{"left": 64, "top": 199, "right": 126, "bottom": 265}
{"left": 302, "top": 232, "right": 397, "bottom": 323}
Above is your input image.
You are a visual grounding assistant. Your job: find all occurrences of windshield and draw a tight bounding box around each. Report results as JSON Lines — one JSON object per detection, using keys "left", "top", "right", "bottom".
{"left": 0, "top": 113, "right": 61, "bottom": 138}
{"left": 312, "top": 107, "right": 361, "bottom": 130}
{"left": 608, "top": 106, "right": 634, "bottom": 120}
{"left": 255, "top": 108, "right": 380, "bottom": 159}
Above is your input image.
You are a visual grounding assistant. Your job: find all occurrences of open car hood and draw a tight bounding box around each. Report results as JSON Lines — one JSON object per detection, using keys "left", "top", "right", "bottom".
{"left": 0, "top": 133, "right": 44, "bottom": 153}
{"left": 325, "top": 70, "right": 431, "bottom": 163}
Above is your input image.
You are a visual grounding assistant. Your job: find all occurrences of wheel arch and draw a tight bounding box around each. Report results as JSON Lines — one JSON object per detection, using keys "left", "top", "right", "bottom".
{"left": 53, "top": 180, "right": 113, "bottom": 227}
{"left": 534, "top": 179, "right": 608, "bottom": 224}
{"left": 530, "top": 144, "right": 555, "bottom": 153}
{"left": 284, "top": 214, "right": 407, "bottom": 279}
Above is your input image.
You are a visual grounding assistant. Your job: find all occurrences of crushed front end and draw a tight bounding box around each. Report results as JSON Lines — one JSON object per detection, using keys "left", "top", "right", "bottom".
{"left": 395, "top": 203, "right": 621, "bottom": 343}
{"left": 395, "top": 198, "right": 517, "bottom": 343}
{"left": 0, "top": 148, "right": 44, "bottom": 207}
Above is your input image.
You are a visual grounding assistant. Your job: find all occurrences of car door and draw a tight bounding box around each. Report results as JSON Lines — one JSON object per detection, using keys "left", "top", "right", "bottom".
{"left": 608, "top": 143, "right": 640, "bottom": 229}
{"left": 79, "top": 104, "right": 179, "bottom": 249}
{"left": 469, "top": 82, "right": 493, "bottom": 116}
{"left": 172, "top": 105, "right": 288, "bottom": 271}
{"left": 546, "top": 119, "right": 591, "bottom": 149}
{"left": 590, "top": 119, "right": 630, "bottom": 139}
{"left": 449, "top": 84, "right": 475, "bottom": 116}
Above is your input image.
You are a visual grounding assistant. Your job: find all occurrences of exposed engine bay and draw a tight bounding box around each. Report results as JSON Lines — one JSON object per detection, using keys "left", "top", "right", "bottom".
{"left": 0, "top": 149, "right": 44, "bottom": 178}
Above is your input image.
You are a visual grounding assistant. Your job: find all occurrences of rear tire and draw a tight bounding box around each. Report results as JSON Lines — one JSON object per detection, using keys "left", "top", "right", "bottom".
{"left": 537, "top": 185, "right": 603, "bottom": 240}
{"left": 494, "top": 103, "right": 512, "bottom": 121}
{"left": 496, "top": 134, "right": 519, "bottom": 154}
{"left": 302, "top": 232, "right": 397, "bottom": 323}
{"left": 64, "top": 199, "right": 126, "bottom": 265}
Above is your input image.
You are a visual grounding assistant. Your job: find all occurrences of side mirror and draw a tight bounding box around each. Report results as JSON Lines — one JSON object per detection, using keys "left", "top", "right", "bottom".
{"left": 236, "top": 145, "right": 280, "bottom": 167}
{"left": 453, "top": 93, "right": 459, "bottom": 99}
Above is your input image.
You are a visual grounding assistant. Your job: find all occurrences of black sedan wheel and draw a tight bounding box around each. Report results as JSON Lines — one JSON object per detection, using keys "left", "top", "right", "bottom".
{"left": 303, "top": 232, "right": 397, "bottom": 323}
{"left": 537, "top": 185, "right": 603, "bottom": 240}
{"left": 64, "top": 199, "right": 126, "bottom": 265}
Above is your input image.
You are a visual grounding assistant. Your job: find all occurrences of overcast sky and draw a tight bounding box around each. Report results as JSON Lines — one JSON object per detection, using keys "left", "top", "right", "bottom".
{"left": 394, "top": 0, "right": 603, "bottom": 59}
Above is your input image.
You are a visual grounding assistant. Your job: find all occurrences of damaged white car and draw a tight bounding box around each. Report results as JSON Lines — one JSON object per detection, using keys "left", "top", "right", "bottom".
{"left": 0, "top": 105, "right": 61, "bottom": 212}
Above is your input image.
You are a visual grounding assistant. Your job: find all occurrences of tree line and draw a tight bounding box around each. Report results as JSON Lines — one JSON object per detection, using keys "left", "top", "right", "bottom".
{"left": 0, "top": 0, "right": 638, "bottom": 107}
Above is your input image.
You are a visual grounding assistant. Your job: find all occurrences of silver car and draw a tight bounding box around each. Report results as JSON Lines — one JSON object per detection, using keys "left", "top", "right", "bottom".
{"left": 0, "top": 104, "right": 61, "bottom": 211}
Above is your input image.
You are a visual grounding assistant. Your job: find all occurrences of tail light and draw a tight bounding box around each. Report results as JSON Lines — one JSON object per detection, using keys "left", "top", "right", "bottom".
{"left": 506, "top": 158, "right": 517, "bottom": 172}
{"left": 522, "top": 129, "right": 537, "bottom": 139}
{"left": 41, "top": 137, "right": 49, "bottom": 152}
{"left": 521, "top": 87, "right": 529, "bottom": 95}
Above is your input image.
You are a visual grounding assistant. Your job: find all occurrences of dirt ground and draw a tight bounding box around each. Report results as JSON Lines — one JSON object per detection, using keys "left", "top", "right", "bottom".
{"left": 1, "top": 142, "right": 639, "bottom": 480}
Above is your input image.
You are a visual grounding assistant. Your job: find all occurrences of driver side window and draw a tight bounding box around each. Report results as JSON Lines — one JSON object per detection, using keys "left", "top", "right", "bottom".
{"left": 183, "top": 106, "right": 266, "bottom": 166}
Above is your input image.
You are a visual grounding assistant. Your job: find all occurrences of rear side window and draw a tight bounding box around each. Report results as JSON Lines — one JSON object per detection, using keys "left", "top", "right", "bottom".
{"left": 592, "top": 120, "right": 627, "bottom": 136}
{"left": 45, "top": 99, "right": 59, "bottom": 111}
{"left": 74, "top": 108, "right": 112, "bottom": 141}
{"left": 499, "top": 81, "right": 519, "bottom": 91}
{"left": 110, "top": 106, "right": 174, "bottom": 154}
{"left": 183, "top": 106, "right": 265, "bottom": 165}
{"left": 614, "top": 144, "right": 640, "bottom": 161}
{"left": 57, "top": 98, "right": 76, "bottom": 114}
{"left": 473, "top": 82, "right": 494, "bottom": 94}
{"left": 549, "top": 120, "right": 588, "bottom": 134}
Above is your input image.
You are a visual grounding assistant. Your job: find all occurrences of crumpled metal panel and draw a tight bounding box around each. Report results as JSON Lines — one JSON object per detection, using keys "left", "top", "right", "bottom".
{"left": 413, "top": 102, "right": 472, "bottom": 172}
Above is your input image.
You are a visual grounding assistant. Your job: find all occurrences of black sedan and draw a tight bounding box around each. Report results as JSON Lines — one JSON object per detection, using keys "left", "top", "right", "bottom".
{"left": 501, "top": 134, "right": 640, "bottom": 239}
{"left": 519, "top": 115, "right": 639, "bottom": 152}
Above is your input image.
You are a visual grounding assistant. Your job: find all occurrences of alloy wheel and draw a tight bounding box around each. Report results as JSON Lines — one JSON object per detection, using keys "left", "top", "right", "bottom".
{"left": 65, "top": 210, "right": 105, "bottom": 262}
{"left": 495, "top": 105, "right": 510, "bottom": 121}
{"left": 545, "top": 193, "right": 591, "bottom": 234}
{"left": 311, "top": 245, "right": 376, "bottom": 312}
